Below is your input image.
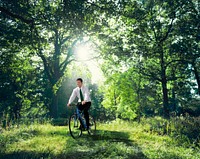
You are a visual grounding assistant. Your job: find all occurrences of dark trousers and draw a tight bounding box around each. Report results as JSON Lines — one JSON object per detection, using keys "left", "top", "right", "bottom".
{"left": 77, "top": 102, "right": 91, "bottom": 128}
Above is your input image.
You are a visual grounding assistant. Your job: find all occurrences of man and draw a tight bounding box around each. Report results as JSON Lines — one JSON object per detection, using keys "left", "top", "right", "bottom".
{"left": 67, "top": 78, "right": 91, "bottom": 130}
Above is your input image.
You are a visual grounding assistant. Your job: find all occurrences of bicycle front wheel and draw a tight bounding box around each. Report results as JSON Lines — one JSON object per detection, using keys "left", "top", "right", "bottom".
{"left": 69, "top": 114, "right": 82, "bottom": 139}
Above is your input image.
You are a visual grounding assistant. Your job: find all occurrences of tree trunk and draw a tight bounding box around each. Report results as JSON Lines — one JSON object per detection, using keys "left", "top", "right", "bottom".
{"left": 171, "top": 68, "right": 176, "bottom": 113}
{"left": 160, "top": 44, "right": 170, "bottom": 119}
{"left": 50, "top": 93, "right": 58, "bottom": 118}
{"left": 171, "top": 88, "right": 176, "bottom": 112}
{"left": 49, "top": 30, "right": 61, "bottom": 119}
{"left": 38, "top": 28, "right": 73, "bottom": 118}
{"left": 136, "top": 72, "right": 142, "bottom": 122}
{"left": 161, "top": 77, "right": 170, "bottom": 118}
{"left": 193, "top": 64, "right": 200, "bottom": 95}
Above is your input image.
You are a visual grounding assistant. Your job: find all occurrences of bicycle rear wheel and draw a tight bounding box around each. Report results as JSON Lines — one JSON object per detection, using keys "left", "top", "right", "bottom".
{"left": 69, "top": 114, "right": 82, "bottom": 139}
{"left": 88, "top": 115, "right": 96, "bottom": 135}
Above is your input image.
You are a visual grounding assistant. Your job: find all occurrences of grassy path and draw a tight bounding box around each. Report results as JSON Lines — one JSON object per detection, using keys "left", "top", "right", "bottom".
{"left": 0, "top": 120, "right": 199, "bottom": 159}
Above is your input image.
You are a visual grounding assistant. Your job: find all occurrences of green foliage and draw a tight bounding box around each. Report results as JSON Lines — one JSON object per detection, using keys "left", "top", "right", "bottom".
{"left": 97, "top": 0, "right": 200, "bottom": 118}
{"left": 0, "top": 47, "right": 48, "bottom": 120}
{"left": 101, "top": 66, "right": 164, "bottom": 120}
{"left": 0, "top": 0, "right": 102, "bottom": 119}
{"left": 102, "top": 72, "right": 139, "bottom": 120}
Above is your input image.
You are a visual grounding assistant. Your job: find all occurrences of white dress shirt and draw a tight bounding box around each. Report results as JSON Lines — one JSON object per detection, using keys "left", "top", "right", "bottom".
{"left": 68, "top": 86, "right": 91, "bottom": 104}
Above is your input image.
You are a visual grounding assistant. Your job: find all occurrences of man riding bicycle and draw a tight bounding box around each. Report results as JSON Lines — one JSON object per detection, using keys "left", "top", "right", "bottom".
{"left": 67, "top": 78, "right": 91, "bottom": 130}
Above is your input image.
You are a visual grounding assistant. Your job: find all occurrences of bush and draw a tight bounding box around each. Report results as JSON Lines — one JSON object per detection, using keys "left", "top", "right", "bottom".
{"left": 0, "top": 134, "right": 6, "bottom": 153}
{"left": 140, "top": 116, "right": 170, "bottom": 135}
{"left": 51, "top": 118, "right": 68, "bottom": 126}
{"left": 140, "top": 116, "right": 200, "bottom": 146}
{"left": 170, "top": 116, "right": 200, "bottom": 145}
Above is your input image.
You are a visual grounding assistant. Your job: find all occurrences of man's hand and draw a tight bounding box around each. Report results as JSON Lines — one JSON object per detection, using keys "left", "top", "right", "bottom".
{"left": 82, "top": 101, "right": 86, "bottom": 105}
{"left": 67, "top": 103, "right": 70, "bottom": 107}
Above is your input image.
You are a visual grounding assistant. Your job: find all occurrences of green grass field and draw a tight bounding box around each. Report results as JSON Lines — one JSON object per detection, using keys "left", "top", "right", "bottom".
{"left": 0, "top": 120, "right": 199, "bottom": 159}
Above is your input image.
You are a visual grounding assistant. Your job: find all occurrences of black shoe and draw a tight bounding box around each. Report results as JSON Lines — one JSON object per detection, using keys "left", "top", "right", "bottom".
{"left": 79, "top": 126, "right": 87, "bottom": 131}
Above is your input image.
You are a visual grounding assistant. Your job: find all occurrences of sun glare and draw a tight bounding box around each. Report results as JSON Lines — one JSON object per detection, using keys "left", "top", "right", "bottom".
{"left": 74, "top": 41, "right": 104, "bottom": 84}
{"left": 75, "top": 44, "right": 92, "bottom": 61}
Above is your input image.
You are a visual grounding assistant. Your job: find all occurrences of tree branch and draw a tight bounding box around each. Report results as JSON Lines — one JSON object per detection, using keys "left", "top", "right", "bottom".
{"left": 61, "top": 59, "right": 74, "bottom": 73}
{"left": 60, "top": 36, "right": 71, "bottom": 45}
{"left": 60, "top": 52, "right": 71, "bottom": 69}
{"left": 160, "top": 12, "right": 176, "bottom": 43}
{"left": 150, "top": 7, "right": 158, "bottom": 42}
{"left": 60, "top": 39, "right": 79, "bottom": 73}
{"left": 135, "top": 66, "right": 162, "bottom": 82}
{"left": 167, "top": 76, "right": 186, "bottom": 81}
{"left": 165, "top": 59, "right": 189, "bottom": 69}
{"left": 37, "top": 50, "right": 54, "bottom": 84}
{"left": 0, "top": 6, "right": 34, "bottom": 25}
{"left": 86, "top": 1, "right": 117, "bottom": 14}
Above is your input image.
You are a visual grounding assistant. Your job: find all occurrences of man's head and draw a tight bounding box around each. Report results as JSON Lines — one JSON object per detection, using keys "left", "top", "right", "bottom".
{"left": 76, "top": 78, "right": 83, "bottom": 88}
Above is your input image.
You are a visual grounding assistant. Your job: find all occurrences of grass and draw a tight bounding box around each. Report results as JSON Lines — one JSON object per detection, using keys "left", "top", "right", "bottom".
{"left": 0, "top": 119, "right": 199, "bottom": 159}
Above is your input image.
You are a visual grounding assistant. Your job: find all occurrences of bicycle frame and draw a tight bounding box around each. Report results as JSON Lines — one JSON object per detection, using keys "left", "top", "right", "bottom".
{"left": 69, "top": 104, "right": 96, "bottom": 138}
{"left": 75, "top": 107, "right": 87, "bottom": 129}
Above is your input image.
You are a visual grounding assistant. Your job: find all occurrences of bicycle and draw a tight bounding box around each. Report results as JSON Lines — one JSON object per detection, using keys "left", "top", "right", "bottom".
{"left": 68, "top": 103, "right": 96, "bottom": 139}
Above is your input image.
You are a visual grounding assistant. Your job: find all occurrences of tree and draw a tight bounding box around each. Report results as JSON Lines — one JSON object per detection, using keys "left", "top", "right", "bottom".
{"left": 171, "top": 0, "right": 200, "bottom": 95}
{"left": 97, "top": 0, "right": 199, "bottom": 118}
{"left": 0, "top": 0, "right": 92, "bottom": 118}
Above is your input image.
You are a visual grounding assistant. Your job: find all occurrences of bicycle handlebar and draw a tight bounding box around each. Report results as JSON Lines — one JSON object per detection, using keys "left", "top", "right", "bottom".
{"left": 68, "top": 102, "right": 88, "bottom": 112}
{"left": 69, "top": 103, "right": 77, "bottom": 107}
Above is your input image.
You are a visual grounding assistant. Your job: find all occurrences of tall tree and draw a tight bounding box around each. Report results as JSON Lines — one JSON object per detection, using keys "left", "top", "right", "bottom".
{"left": 97, "top": 0, "right": 199, "bottom": 118}
{"left": 0, "top": 0, "right": 91, "bottom": 118}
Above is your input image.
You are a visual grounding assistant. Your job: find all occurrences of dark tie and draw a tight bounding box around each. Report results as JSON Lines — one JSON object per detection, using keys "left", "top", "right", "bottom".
{"left": 80, "top": 88, "right": 84, "bottom": 101}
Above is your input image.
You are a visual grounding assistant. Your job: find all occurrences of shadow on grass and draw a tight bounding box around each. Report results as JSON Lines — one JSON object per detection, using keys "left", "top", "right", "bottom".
{"left": 0, "top": 129, "right": 184, "bottom": 159}
{"left": 0, "top": 151, "right": 52, "bottom": 159}
{"left": 63, "top": 130, "right": 184, "bottom": 159}
{"left": 64, "top": 129, "right": 149, "bottom": 159}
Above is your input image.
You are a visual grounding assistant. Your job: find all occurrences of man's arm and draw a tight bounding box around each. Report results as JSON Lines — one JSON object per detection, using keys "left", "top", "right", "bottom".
{"left": 68, "top": 89, "right": 76, "bottom": 106}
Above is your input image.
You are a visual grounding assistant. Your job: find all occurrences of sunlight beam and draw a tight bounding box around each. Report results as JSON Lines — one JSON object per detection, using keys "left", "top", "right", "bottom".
{"left": 74, "top": 40, "right": 104, "bottom": 83}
